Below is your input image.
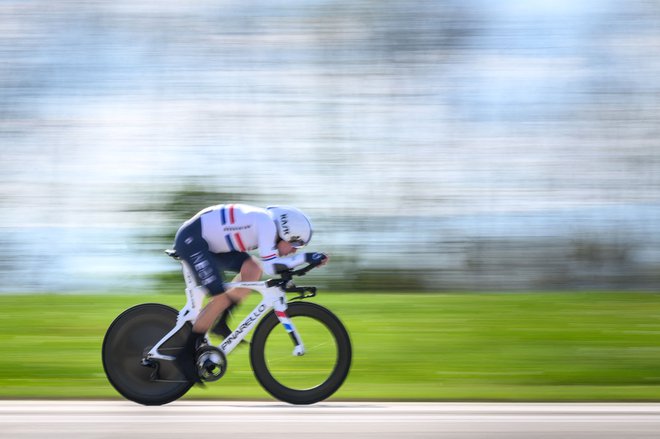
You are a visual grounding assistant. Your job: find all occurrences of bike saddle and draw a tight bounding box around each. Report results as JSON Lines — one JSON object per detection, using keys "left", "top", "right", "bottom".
{"left": 165, "top": 249, "right": 180, "bottom": 259}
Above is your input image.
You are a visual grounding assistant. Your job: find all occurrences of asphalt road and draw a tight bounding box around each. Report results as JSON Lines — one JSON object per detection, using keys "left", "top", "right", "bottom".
{"left": 2, "top": 401, "right": 660, "bottom": 439}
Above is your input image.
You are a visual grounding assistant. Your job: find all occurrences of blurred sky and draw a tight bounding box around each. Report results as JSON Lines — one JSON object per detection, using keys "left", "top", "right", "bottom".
{"left": 1, "top": 0, "right": 659, "bottom": 291}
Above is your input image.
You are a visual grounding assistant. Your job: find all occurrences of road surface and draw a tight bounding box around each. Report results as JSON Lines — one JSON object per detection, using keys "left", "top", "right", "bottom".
{"left": 2, "top": 401, "right": 660, "bottom": 438}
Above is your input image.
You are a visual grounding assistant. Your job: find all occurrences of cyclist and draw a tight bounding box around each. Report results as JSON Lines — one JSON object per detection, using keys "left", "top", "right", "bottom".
{"left": 173, "top": 204, "right": 328, "bottom": 379}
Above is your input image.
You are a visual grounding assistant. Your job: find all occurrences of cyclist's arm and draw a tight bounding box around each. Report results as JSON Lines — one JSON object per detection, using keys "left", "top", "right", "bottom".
{"left": 255, "top": 214, "right": 307, "bottom": 275}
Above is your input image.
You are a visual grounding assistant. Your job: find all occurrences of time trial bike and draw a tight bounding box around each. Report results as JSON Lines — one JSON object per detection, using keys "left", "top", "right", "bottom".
{"left": 102, "top": 249, "right": 352, "bottom": 406}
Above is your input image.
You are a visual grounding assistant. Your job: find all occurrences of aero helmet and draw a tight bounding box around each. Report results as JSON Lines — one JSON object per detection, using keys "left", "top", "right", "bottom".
{"left": 267, "top": 206, "right": 313, "bottom": 248}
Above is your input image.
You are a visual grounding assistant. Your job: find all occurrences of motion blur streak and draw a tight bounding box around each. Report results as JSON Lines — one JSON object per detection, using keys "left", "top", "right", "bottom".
{"left": 0, "top": 0, "right": 659, "bottom": 291}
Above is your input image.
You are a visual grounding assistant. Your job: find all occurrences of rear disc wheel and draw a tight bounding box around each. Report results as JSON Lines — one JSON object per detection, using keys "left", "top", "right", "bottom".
{"left": 102, "top": 303, "right": 194, "bottom": 405}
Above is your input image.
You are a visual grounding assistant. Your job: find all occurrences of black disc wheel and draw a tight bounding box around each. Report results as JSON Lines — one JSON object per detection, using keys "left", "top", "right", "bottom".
{"left": 250, "top": 302, "right": 351, "bottom": 405}
{"left": 102, "top": 303, "right": 194, "bottom": 405}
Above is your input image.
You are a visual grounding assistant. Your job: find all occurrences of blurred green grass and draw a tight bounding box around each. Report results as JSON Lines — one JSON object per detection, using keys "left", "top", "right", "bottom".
{"left": 1, "top": 292, "right": 660, "bottom": 401}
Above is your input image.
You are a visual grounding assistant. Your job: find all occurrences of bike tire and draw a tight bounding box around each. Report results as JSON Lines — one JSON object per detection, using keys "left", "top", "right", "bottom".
{"left": 102, "top": 303, "right": 194, "bottom": 406}
{"left": 250, "top": 302, "right": 352, "bottom": 405}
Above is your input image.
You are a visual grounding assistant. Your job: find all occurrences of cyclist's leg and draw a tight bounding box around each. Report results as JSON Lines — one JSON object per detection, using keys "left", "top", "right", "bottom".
{"left": 173, "top": 218, "right": 224, "bottom": 294}
{"left": 212, "top": 256, "right": 262, "bottom": 337}
{"left": 193, "top": 254, "right": 261, "bottom": 334}
{"left": 211, "top": 258, "right": 257, "bottom": 337}
{"left": 173, "top": 219, "right": 226, "bottom": 381}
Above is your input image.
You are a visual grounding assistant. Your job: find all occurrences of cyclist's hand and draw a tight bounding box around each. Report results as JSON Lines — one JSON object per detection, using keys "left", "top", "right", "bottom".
{"left": 305, "top": 252, "right": 329, "bottom": 267}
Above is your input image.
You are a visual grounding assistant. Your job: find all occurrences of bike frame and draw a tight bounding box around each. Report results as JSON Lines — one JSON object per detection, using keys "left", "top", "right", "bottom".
{"left": 145, "top": 259, "right": 304, "bottom": 362}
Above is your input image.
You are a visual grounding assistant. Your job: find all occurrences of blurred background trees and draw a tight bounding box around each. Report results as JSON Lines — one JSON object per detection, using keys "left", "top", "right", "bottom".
{"left": 1, "top": 0, "right": 659, "bottom": 292}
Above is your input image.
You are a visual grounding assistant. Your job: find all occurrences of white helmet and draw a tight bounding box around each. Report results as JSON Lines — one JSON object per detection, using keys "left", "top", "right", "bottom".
{"left": 267, "top": 206, "right": 313, "bottom": 248}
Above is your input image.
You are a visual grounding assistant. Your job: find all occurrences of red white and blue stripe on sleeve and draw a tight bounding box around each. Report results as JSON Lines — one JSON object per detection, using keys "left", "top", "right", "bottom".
{"left": 220, "top": 204, "right": 247, "bottom": 252}
{"left": 261, "top": 253, "right": 277, "bottom": 262}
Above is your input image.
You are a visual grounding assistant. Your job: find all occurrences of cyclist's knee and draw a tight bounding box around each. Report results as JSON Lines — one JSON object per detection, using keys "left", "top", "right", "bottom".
{"left": 241, "top": 257, "right": 261, "bottom": 281}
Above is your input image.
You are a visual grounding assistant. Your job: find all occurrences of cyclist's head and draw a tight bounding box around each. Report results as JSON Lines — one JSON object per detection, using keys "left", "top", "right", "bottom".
{"left": 267, "top": 206, "right": 313, "bottom": 248}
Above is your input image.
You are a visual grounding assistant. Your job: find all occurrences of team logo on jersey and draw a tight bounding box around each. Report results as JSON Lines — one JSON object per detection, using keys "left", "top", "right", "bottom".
{"left": 223, "top": 225, "right": 250, "bottom": 232}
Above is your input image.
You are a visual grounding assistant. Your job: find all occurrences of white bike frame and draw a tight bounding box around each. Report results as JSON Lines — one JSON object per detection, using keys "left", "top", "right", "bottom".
{"left": 145, "top": 259, "right": 305, "bottom": 362}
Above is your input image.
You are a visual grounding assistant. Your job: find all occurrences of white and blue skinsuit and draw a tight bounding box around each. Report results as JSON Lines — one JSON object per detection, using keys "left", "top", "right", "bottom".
{"left": 173, "top": 204, "right": 309, "bottom": 295}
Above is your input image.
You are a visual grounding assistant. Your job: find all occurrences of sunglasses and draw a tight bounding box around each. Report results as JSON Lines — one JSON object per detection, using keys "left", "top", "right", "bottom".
{"left": 289, "top": 239, "right": 307, "bottom": 248}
